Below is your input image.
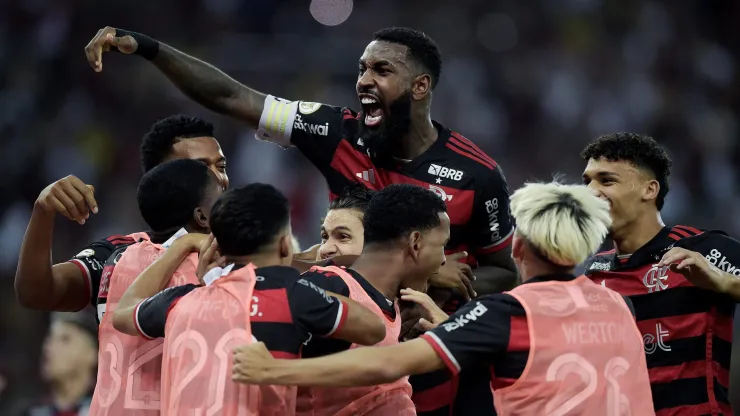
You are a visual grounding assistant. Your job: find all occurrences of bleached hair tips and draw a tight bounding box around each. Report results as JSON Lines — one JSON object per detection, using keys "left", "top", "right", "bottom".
{"left": 510, "top": 182, "right": 611, "bottom": 266}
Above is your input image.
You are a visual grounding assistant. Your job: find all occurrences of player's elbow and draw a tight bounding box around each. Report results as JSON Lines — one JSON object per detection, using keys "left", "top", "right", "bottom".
{"left": 354, "top": 315, "right": 386, "bottom": 346}
{"left": 14, "top": 276, "right": 52, "bottom": 310}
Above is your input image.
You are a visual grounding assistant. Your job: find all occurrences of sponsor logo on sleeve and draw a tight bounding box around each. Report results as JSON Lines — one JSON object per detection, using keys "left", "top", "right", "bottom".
{"left": 441, "top": 301, "right": 488, "bottom": 332}
{"left": 485, "top": 198, "right": 501, "bottom": 242}
{"left": 294, "top": 114, "right": 329, "bottom": 136}
{"left": 706, "top": 249, "right": 740, "bottom": 276}
{"left": 298, "top": 101, "right": 322, "bottom": 115}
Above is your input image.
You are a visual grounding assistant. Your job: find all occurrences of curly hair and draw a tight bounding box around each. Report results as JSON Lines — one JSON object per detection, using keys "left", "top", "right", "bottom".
{"left": 363, "top": 184, "right": 447, "bottom": 245}
{"left": 372, "top": 27, "right": 442, "bottom": 89}
{"left": 140, "top": 114, "right": 215, "bottom": 173}
{"left": 580, "top": 133, "right": 673, "bottom": 210}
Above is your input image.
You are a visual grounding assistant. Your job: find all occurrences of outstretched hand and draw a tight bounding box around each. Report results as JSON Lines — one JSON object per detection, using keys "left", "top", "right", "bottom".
{"left": 84, "top": 27, "right": 138, "bottom": 72}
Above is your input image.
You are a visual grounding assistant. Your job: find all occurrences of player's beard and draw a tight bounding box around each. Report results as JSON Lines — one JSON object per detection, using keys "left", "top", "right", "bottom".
{"left": 359, "top": 90, "right": 413, "bottom": 169}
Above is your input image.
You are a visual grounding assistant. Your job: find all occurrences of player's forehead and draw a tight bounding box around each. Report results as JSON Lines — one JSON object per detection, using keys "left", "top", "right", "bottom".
{"left": 582, "top": 157, "right": 640, "bottom": 178}
{"left": 171, "top": 136, "right": 225, "bottom": 164}
{"left": 360, "top": 40, "right": 409, "bottom": 68}
{"left": 322, "top": 208, "right": 363, "bottom": 232}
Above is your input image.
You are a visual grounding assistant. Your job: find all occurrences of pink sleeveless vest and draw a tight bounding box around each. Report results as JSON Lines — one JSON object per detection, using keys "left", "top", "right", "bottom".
{"left": 493, "top": 276, "right": 655, "bottom": 416}
{"left": 160, "top": 264, "right": 274, "bottom": 416}
{"left": 296, "top": 266, "right": 415, "bottom": 416}
{"left": 90, "top": 233, "right": 199, "bottom": 416}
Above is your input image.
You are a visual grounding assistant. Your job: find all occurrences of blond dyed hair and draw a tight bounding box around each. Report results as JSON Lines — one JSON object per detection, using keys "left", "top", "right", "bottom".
{"left": 510, "top": 182, "right": 611, "bottom": 267}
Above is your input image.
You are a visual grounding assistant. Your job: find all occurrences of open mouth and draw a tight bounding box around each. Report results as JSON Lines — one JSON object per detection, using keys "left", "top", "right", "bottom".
{"left": 360, "top": 95, "right": 384, "bottom": 127}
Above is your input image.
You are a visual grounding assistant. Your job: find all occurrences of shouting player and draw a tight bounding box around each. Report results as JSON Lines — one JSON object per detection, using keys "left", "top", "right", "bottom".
{"left": 114, "top": 183, "right": 386, "bottom": 415}
{"left": 232, "top": 181, "right": 656, "bottom": 415}
{"left": 581, "top": 133, "right": 740, "bottom": 415}
{"left": 89, "top": 158, "right": 223, "bottom": 416}
{"left": 14, "top": 115, "right": 227, "bottom": 317}
{"left": 84, "top": 26, "right": 517, "bottom": 299}
{"left": 298, "top": 184, "right": 449, "bottom": 415}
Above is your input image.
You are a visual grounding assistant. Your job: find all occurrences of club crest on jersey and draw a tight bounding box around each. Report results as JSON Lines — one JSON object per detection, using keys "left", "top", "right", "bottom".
{"left": 298, "top": 101, "right": 321, "bottom": 115}
{"left": 429, "top": 185, "right": 453, "bottom": 201}
{"left": 643, "top": 264, "right": 669, "bottom": 293}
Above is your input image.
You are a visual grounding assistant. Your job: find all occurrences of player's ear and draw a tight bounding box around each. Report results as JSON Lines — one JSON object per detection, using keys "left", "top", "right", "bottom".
{"left": 193, "top": 207, "right": 209, "bottom": 229}
{"left": 279, "top": 234, "right": 292, "bottom": 259}
{"left": 512, "top": 233, "right": 524, "bottom": 262}
{"left": 411, "top": 74, "right": 431, "bottom": 101}
{"left": 643, "top": 179, "right": 660, "bottom": 203}
{"left": 408, "top": 231, "right": 422, "bottom": 262}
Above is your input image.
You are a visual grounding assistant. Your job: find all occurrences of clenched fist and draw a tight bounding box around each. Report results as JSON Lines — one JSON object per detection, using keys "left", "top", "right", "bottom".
{"left": 36, "top": 175, "right": 98, "bottom": 224}
{"left": 84, "top": 27, "right": 138, "bottom": 72}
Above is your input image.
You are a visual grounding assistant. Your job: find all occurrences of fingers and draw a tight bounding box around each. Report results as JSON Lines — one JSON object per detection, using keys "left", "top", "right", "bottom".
{"left": 49, "top": 197, "right": 74, "bottom": 221}
{"left": 658, "top": 248, "right": 689, "bottom": 267}
{"left": 53, "top": 182, "right": 86, "bottom": 224}
{"left": 84, "top": 27, "right": 115, "bottom": 72}
{"left": 458, "top": 273, "right": 477, "bottom": 300}
{"left": 417, "top": 318, "right": 437, "bottom": 331}
{"left": 446, "top": 251, "right": 468, "bottom": 262}
{"left": 69, "top": 176, "right": 98, "bottom": 214}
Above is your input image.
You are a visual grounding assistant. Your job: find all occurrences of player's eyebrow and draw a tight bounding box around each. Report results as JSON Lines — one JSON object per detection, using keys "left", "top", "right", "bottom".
{"left": 358, "top": 59, "right": 394, "bottom": 69}
{"left": 583, "top": 170, "right": 620, "bottom": 179}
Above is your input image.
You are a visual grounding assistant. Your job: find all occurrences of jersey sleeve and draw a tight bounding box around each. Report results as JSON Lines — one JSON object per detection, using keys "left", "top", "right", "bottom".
{"left": 255, "top": 95, "right": 345, "bottom": 173}
{"left": 300, "top": 269, "right": 351, "bottom": 296}
{"left": 696, "top": 232, "right": 740, "bottom": 277}
{"left": 134, "top": 284, "right": 199, "bottom": 339}
{"left": 419, "top": 295, "right": 512, "bottom": 376}
{"left": 287, "top": 278, "right": 348, "bottom": 337}
{"left": 467, "top": 165, "right": 515, "bottom": 255}
{"left": 67, "top": 235, "right": 135, "bottom": 307}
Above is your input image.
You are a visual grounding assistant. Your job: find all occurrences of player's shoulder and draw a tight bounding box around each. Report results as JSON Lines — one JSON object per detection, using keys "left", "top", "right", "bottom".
{"left": 432, "top": 126, "right": 505, "bottom": 189}
{"left": 255, "top": 265, "right": 303, "bottom": 289}
{"left": 673, "top": 225, "right": 740, "bottom": 266}
{"left": 438, "top": 126, "right": 499, "bottom": 172}
{"left": 582, "top": 249, "right": 617, "bottom": 275}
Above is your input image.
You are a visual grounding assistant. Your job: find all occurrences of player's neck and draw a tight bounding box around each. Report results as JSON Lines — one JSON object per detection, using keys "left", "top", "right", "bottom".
{"left": 398, "top": 115, "right": 437, "bottom": 160}
{"left": 351, "top": 252, "right": 403, "bottom": 300}
{"left": 50, "top": 370, "right": 92, "bottom": 410}
{"left": 612, "top": 212, "right": 665, "bottom": 255}
{"left": 224, "top": 254, "right": 284, "bottom": 269}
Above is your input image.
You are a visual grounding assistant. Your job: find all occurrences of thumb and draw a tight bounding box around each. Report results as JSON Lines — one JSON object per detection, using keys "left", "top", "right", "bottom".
{"left": 418, "top": 318, "right": 436, "bottom": 331}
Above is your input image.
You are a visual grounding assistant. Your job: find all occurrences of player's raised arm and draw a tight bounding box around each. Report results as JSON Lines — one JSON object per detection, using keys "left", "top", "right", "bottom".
{"left": 15, "top": 176, "right": 99, "bottom": 311}
{"left": 84, "top": 27, "right": 266, "bottom": 129}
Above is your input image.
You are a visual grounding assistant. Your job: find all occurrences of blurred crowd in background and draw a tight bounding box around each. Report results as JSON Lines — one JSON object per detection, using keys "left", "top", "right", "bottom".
{"left": 1, "top": 0, "right": 739, "bottom": 413}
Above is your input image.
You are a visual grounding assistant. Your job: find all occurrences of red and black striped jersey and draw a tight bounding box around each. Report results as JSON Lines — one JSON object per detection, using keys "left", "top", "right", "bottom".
{"left": 584, "top": 225, "right": 739, "bottom": 416}
{"left": 134, "top": 265, "right": 348, "bottom": 359}
{"left": 256, "top": 97, "right": 515, "bottom": 264}
{"left": 67, "top": 234, "right": 137, "bottom": 309}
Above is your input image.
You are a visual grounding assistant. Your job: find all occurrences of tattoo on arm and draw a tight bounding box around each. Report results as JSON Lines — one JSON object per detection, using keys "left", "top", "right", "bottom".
{"left": 152, "top": 43, "right": 267, "bottom": 127}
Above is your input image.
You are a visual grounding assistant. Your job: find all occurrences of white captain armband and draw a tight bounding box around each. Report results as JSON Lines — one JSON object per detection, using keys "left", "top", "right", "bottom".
{"left": 255, "top": 95, "right": 299, "bottom": 147}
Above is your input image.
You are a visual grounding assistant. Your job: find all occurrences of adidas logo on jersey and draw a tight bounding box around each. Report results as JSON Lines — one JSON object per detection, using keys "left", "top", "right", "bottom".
{"left": 428, "top": 163, "right": 463, "bottom": 181}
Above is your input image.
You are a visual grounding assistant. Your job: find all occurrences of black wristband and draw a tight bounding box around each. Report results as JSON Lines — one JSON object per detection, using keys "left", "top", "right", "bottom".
{"left": 112, "top": 29, "right": 160, "bottom": 61}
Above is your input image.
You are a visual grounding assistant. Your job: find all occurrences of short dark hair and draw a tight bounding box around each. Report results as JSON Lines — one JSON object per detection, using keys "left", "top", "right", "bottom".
{"left": 580, "top": 133, "right": 673, "bottom": 210}
{"left": 363, "top": 184, "right": 447, "bottom": 245}
{"left": 140, "top": 114, "right": 215, "bottom": 173}
{"left": 209, "top": 183, "right": 290, "bottom": 256}
{"left": 372, "top": 27, "right": 442, "bottom": 89}
{"left": 137, "top": 159, "right": 215, "bottom": 232}
{"left": 328, "top": 184, "right": 376, "bottom": 213}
